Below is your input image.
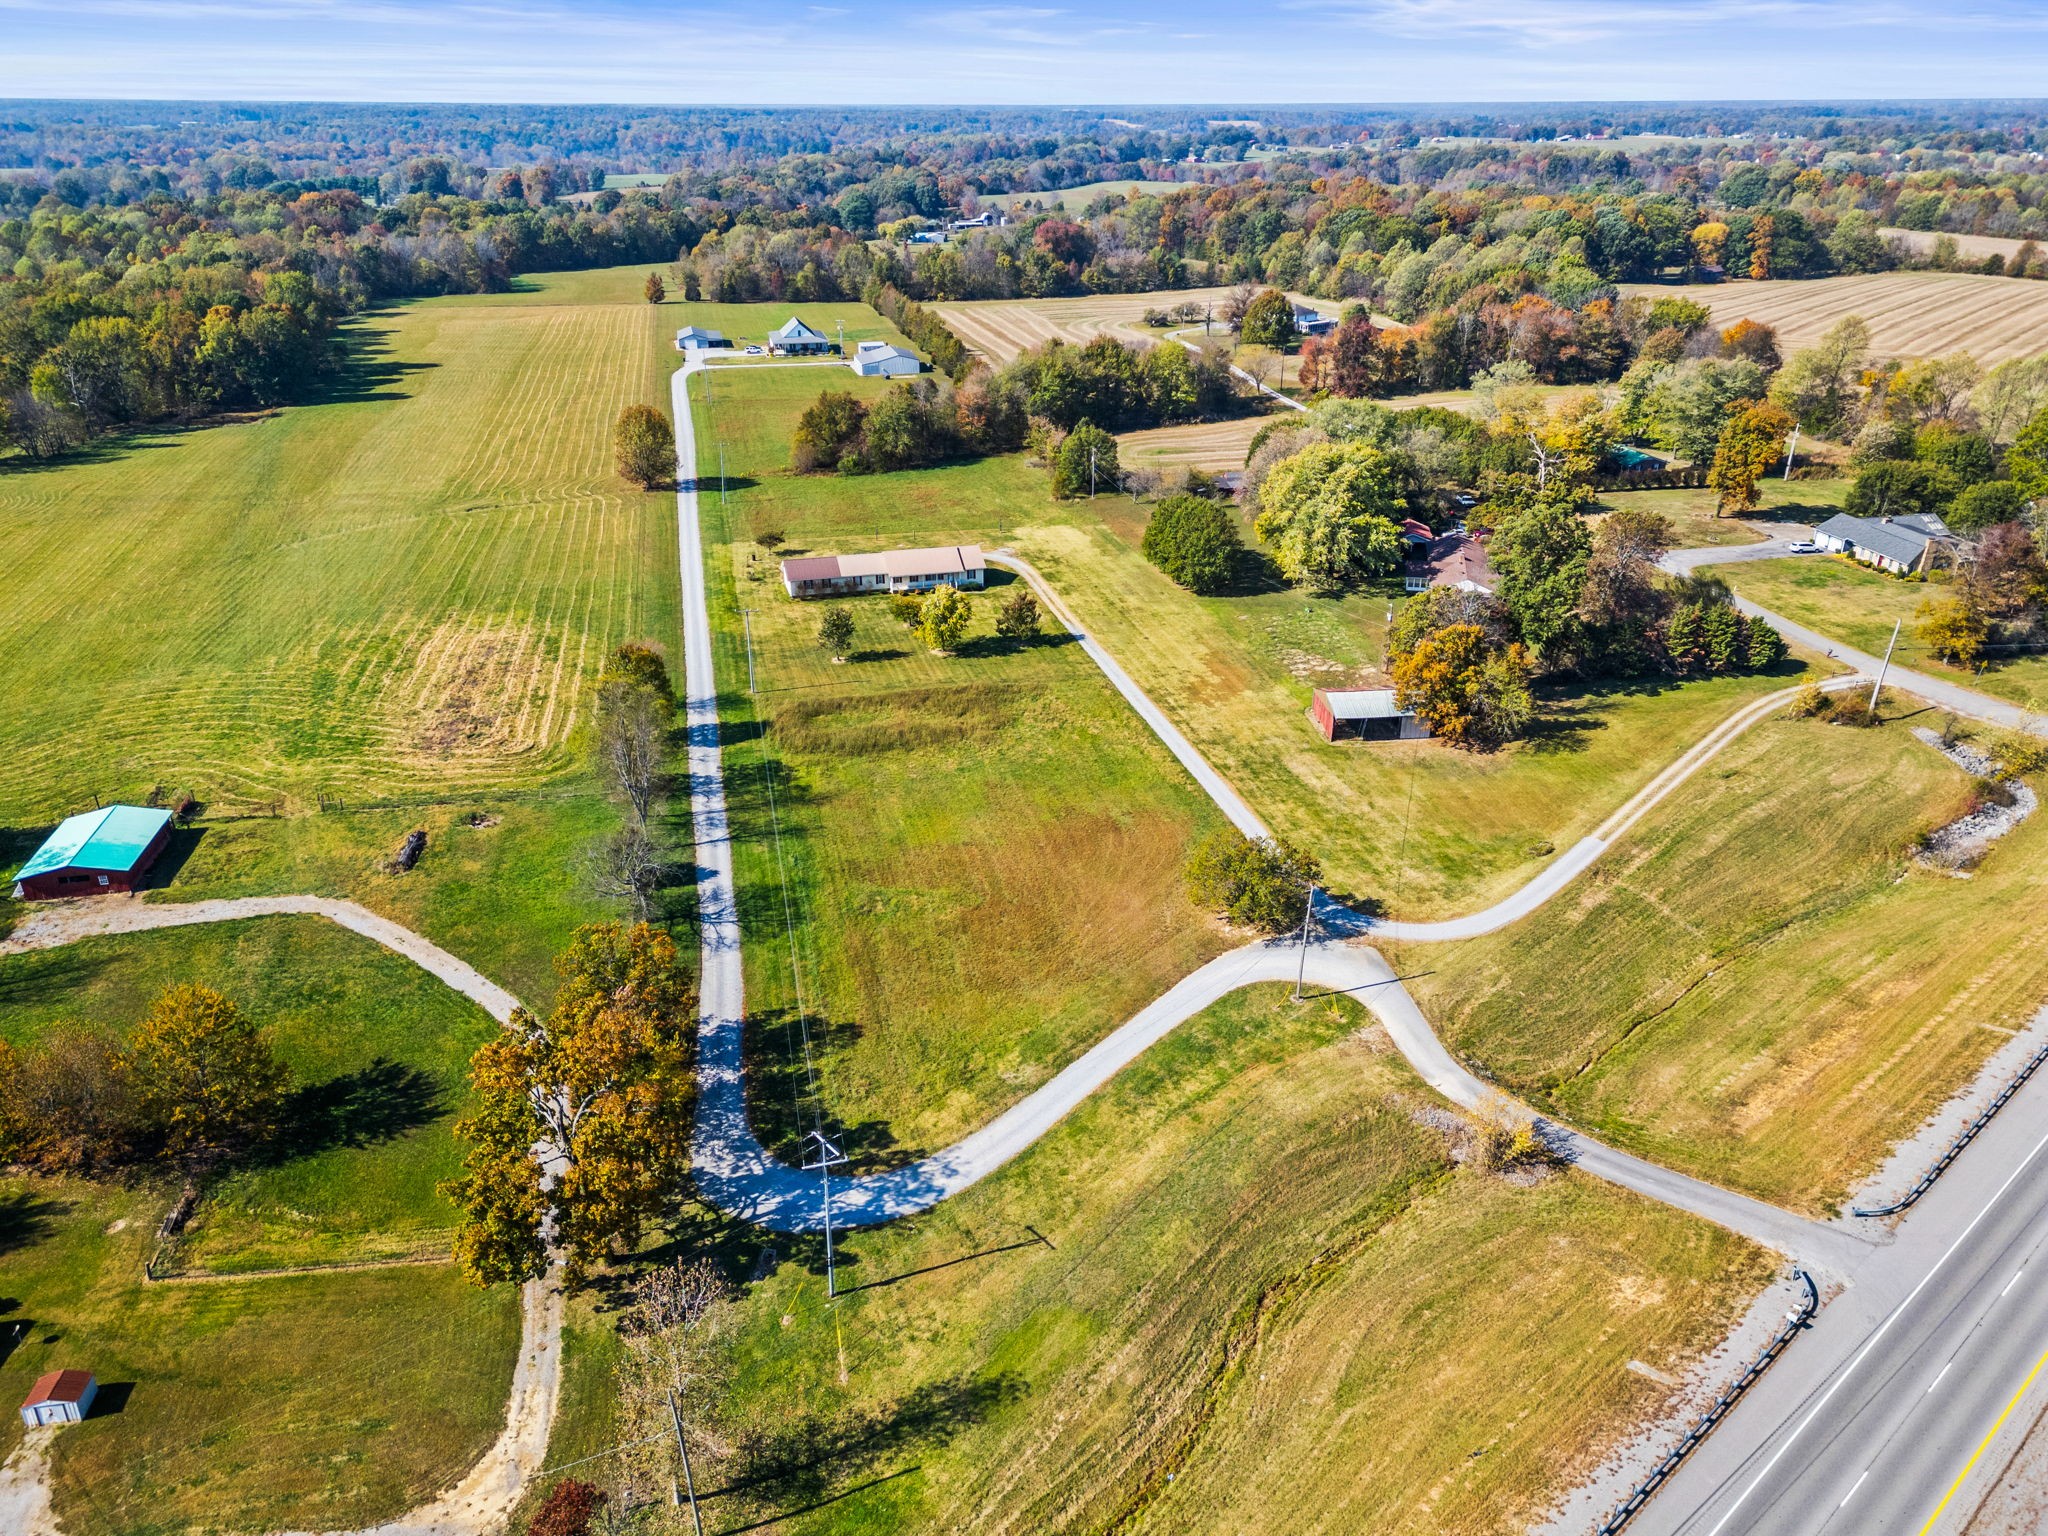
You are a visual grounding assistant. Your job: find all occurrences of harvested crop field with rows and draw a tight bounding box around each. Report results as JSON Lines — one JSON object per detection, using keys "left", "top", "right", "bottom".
{"left": 0, "top": 269, "right": 679, "bottom": 821}
{"left": 931, "top": 288, "right": 1338, "bottom": 366}
{"left": 1619, "top": 272, "right": 2048, "bottom": 363}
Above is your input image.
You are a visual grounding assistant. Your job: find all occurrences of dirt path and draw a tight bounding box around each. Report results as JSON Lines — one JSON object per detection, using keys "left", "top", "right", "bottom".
{"left": 0, "top": 1430, "right": 57, "bottom": 1536}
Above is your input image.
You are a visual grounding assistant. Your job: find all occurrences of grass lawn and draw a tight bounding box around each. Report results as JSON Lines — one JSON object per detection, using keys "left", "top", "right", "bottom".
{"left": 692, "top": 986, "right": 1771, "bottom": 1536}
{"left": 1408, "top": 716, "right": 2048, "bottom": 1214}
{"left": 0, "top": 265, "right": 685, "bottom": 998}
{"left": 0, "top": 917, "right": 497, "bottom": 1273}
{"left": 690, "top": 359, "right": 1229, "bottom": 1160}
{"left": 1006, "top": 506, "right": 1817, "bottom": 917}
{"left": 0, "top": 1178, "right": 520, "bottom": 1534}
{"left": 1726, "top": 555, "right": 2048, "bottom": 713}
{"left": 1588, "top": 478, "right": 1852, "bottom": 551}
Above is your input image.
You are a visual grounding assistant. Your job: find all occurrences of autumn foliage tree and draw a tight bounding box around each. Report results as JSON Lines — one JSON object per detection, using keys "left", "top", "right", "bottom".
{"left": 1390, "top": 623, "right": 1534, "bottom": 751}
{"left": 613, "top": 404, "right": 673, "bottom": 489}
{"left": 917, "top": 583, "right": 973, "bottom": 653}
{"left": 1252, "top": 441, "right": 1405, "bottom": 592}
{"left": 129, "top": 985, "right": 290, "bottom": 1178}
{"left": 643, "top": 272, "right": 665, "bottom": 304}
{"left": 444, "top": 923, "right": 696, "bottom": 1287}
{"left": 1707, "top": 399, "right": 1795, "bottom": 516}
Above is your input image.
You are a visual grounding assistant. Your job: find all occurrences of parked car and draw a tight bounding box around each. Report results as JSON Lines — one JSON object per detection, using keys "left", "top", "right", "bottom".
{"left": 1452, "top": 492, "right": 1478, "bottom": 508}
{"left": 1784, "top": 541, "right": 1820, "bottom": 554}
{"left": 742, "top": 344, "right": 766, "bottom": 355}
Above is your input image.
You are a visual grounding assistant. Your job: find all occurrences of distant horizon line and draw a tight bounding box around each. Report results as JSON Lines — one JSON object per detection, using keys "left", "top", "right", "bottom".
{"left": 5, "top": 94, "right": 2048, "bottom": 111}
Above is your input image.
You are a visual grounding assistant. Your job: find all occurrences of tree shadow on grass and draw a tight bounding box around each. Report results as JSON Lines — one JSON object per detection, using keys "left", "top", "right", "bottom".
{"left": 0, "top": 1189, "right": 71, "bottom": 1258}
{"left": 741, "top": 1006, "right": 918, "bottom": 1175}
{"left": 304, "top": 319, "right": 438, "bottom": 406}
{"left": 265, "top": 1058, "right": 444, "bottom": 1162}
{"left": 0, "top": 946, "right": 115, "bottom": 1011}
{"left": 706, "top": 1373, "right": 1029, "bottom": 1519}
{"left": 1216, "top": 547, "right": 1290, "bottom": 597}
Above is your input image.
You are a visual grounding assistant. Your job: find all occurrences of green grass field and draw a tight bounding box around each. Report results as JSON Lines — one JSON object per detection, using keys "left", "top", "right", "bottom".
{"left": 1726, "top": 556, "right": 2048, "bottom": 713}
{"left": 1007, "top": 504, "right": 1818, "bottom": 917}
{"left": 0, "top": 1176, "right": 520, "bottom": 1534}
{"left": 1588, "top": 478, "right": 1851, "bottom": 551}
{"left": 1410, "top": 716, "right": 2048, "bottom": 1213}
{"left": 698, "top": 986, "right": 1771, "bottom": 1536}
{"left": 687, "top": 357, "right": 1228, "bottom": 1158}
{"left": 0, "top": 917, "right": 495, "bottom": 1273}
{"left": 0, "top": 266, "right": 689, "bottom": 999}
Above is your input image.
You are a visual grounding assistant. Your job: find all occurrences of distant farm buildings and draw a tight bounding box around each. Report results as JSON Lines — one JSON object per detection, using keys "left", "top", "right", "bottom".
{"left": 768, "top": 316, "right": 835, "bottom": 356}
{"left": 1310, "top": 688, "right": 1429, "bottom": 742}
{"left": 674, "top": 326, "right": 731, "bottom": 352}
{"left": 19, "top": 1370, "right": 96, "bottom": 1427}
{"left": 1292, "top": 303, "right": 1336, "bottom": 337}
{"left": 1813, "top": 512, "right": 1971, "bottom": 575}
{"left": 781, "top": 544, "right": 987, "bottom": 599}
{"left": 1404, "top": 531, "right": 1499, "bottom": 595}
{"left": 12, "top": 805, "right": 173, "bottom": 901}
{"left": 848, "top": 340, "right": 922, "bottom": 377}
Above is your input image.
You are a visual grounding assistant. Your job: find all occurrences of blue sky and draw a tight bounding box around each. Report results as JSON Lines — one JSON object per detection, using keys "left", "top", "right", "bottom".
{"left": 4, "top": 0, "right": 2048, "bottom": 103}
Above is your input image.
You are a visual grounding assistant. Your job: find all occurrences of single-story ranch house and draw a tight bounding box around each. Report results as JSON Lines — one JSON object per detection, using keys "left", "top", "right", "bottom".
{"left": 19, "top": 1370, "right": 96, "bottom": 1427}
{"left": 1813, "top": 512, "right": 1971, "bottom": 575}
{"left": 768, "top": 316, "right": 836, "bottom": 356}
{"left": 782, "top": 544, "right": 987, "bottom": 598}
{"left": 1310, "top": 688, "right": 1430, "bottom": 742}
{"left": 674, "top": 326, "right": 731, "bottom": 351}
{"left": 848, "top": 340, "right": 923, "bottom": 377}
{"left": 12, "top": 804, "right": 173, "bottom": 900}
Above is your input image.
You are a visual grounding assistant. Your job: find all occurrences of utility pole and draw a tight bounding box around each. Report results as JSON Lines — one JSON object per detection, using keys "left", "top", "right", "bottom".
{"left": 1089, "top": 445, "right": 1097, "bottom": 498}
{"left": 718, "top": 445, "right": 728, "bottom": 512}
{"left": 667, "top": 1389, "right": 706, "bottom": 1536}
{"left": 1293, "top": 883, "right": 1318, "bottom": 1002}
{"left": 740, "top": 609, "right": 757, "bottom": 694}
{"left": 1783, "top": 423, "right": 1800, "bottom": 480}
{"left": 804, "top": 1130, "right": 850, "bottom": 1298}
{"left": 1869, "top": 618, "right": 1901, "bottom": 716}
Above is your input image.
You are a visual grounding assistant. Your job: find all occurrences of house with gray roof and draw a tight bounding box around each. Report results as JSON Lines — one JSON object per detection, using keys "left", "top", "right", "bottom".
{"left": 1813, "top": 512, "right": 1970, "bottom": 575}
{"left": 674, "top": 325, "right": 731, "bottom": 351}
{"left": 767, "top": 316, "right": 835, "bottom": 356}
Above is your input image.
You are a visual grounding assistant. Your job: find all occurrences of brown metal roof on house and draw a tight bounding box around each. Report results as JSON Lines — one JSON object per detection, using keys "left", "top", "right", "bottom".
{"left": 780, "top": 545, "right": 984, "bottom": 584}
{"left": 780, "top": 555, "right": 848, "bottom": 582}
{"left": 1423, "top": 533, "right": 1497, "bottom": 592}
{"left": 23, "top": 1370, "right": 94, "bottom": 1407}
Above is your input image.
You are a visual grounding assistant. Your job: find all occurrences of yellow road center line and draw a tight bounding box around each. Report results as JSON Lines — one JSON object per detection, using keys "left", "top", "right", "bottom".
{"left": 1917, "top": 1344, "right": 2048, "bottom": 1535}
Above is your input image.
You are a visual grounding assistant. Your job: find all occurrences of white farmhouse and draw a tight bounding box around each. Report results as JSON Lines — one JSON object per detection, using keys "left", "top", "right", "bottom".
{"left": 767, "top": 316, "right": 835, "bottom": 355}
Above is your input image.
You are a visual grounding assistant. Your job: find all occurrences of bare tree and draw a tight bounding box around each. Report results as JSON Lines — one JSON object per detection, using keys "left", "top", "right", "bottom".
{"left": 1222, "top": 280, "right": 1258, "bottom": 330}
{"left": 617, "top": 1259, "right": 733, "bottom": 1524}
{"left": 595, "top": 678, "right": 665, "bottom": 826}
{"left": 590, "top": 823, "right": 660, "bottom": 923}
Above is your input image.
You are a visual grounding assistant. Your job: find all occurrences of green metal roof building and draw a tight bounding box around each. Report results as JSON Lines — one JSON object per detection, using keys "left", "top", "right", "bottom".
{"left": 13, "top": 805, "right": 175, "bottom": 900}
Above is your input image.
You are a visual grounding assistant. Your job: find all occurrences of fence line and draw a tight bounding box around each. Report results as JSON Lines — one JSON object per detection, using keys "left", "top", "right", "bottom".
{"left": 1593, "top": 1270, "right": 1819, "bottom": 1536}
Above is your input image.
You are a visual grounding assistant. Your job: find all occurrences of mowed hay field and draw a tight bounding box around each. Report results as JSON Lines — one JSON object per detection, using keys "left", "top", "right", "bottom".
{"left": 1619, "top": 272, "right": 2048, "bottom": 363}
{"left": 930, "top": 288, "right": 1339, "bottom": 366}
{"left": 707, "top": 987, "right": 1772, "bottom": 1536}
{"left": 0, "top": 267, "right": 679, "bottom": 822}
{"left": 687, "top": 355, "right": 1228, "bottom": 1158}
{"left": 1411, "top": 718, "right": 2048, "bottom": 1214}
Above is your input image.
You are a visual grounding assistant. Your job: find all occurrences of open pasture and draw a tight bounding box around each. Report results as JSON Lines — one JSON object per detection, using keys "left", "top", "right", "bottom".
{"left": 1006, "top": 508, "right": 1815, "bottom": 917}
{"left": 1619, "top": 272, "right": 2048, "bottom": 363}
{"left": 688, "top": 356, "right": 1228, "bottom": 1159}
{"left": 976, "top": 178, "right": 1189, "bottom": 211}
{"left": 1409, "top": 717, "right": 2048, "bottom": 1213}
{"left": 930, "top": 288, "right": 1339, "bottom": 366}
{"left": 710, "top": 986, "right": 1772, "bottom": 1536}
{"left": 0, "top": 268, "right": 679, "bottom": 824}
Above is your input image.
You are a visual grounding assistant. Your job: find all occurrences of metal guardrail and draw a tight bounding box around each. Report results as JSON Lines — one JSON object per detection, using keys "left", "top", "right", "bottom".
{"left": 1851, "top": 1037, "right": 2048, "bottom": 1219}
{"left": 1593, "top": 1270, "right": 1819, "bottom": 1536}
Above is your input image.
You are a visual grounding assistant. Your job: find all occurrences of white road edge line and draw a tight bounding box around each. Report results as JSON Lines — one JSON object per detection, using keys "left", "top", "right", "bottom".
{"left": 1703, "top": 1119, "right": 2048, "bottom": 1536}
